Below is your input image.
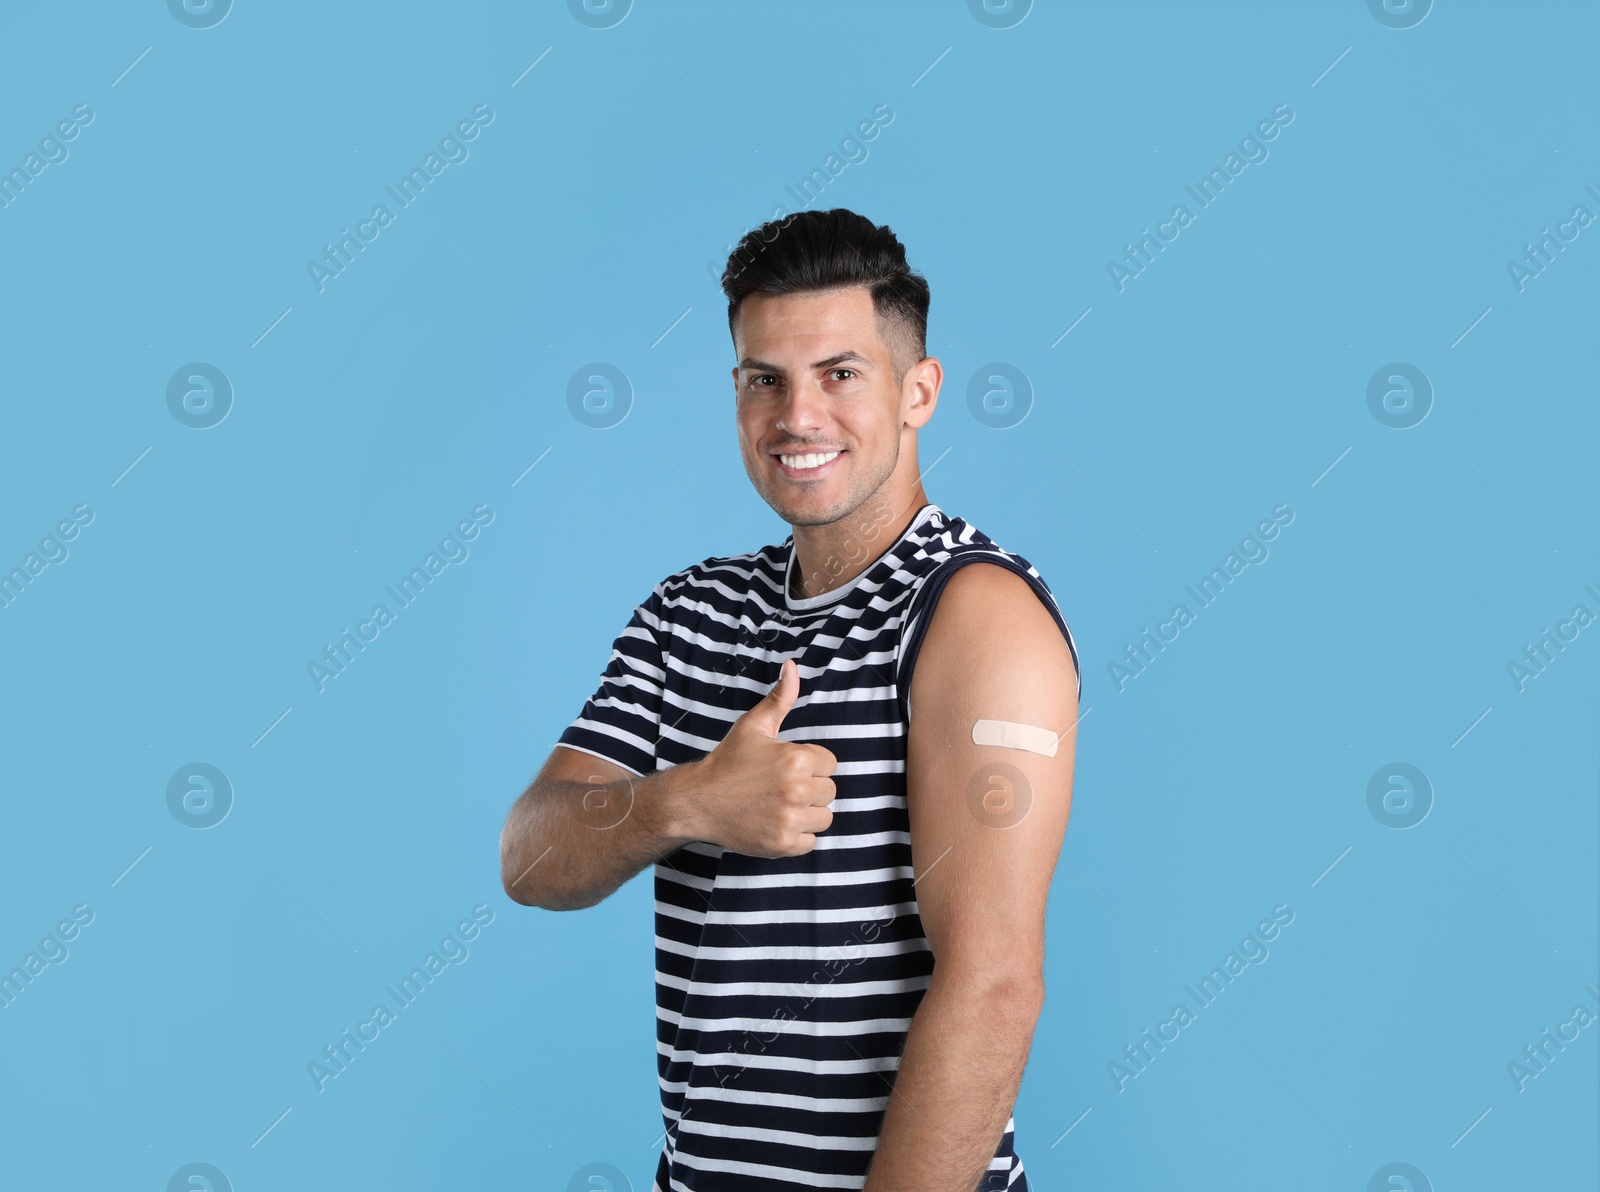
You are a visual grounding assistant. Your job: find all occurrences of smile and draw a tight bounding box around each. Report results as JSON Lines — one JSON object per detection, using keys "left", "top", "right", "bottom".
{"left": 772, "top": 449, "right": 845, "bottom": 478}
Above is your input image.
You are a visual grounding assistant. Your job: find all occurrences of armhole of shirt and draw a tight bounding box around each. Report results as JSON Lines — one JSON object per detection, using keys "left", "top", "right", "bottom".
{"left": 895, "top": 553, "right": 1081, "bottom": 726}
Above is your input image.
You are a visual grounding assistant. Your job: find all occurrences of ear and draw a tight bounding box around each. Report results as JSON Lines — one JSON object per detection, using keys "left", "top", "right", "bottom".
{"left": 904, "top": 355, "right": 941, "bottom": 429}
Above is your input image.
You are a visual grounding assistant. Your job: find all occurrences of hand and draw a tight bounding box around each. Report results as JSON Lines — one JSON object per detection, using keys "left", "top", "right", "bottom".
{"left": 682, "top": 657, "right": 837, "bottom": 857}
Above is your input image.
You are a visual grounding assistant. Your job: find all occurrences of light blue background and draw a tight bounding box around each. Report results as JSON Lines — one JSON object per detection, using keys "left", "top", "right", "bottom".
{"left": 0, "top": 1, "right": 1595, "bottom": 1188}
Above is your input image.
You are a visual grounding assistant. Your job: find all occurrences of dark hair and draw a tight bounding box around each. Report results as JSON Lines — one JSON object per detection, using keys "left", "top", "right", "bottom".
{"left": 720, "top": 208, "right": 930, "bottom": 383}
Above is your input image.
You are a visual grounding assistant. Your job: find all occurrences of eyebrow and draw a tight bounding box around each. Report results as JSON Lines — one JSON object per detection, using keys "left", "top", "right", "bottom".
{"left": 737, "top": 351, "right": 873, "bottom": 374}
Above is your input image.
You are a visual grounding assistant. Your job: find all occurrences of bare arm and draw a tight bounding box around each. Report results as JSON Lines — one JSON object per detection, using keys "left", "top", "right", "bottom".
{"left": 866, "top": 975, "right": 1042, "bottom": 1192}
{"left": 499, "top": 746, "right": 701, "bottom": 911}
{"left": 864, "top": 563, "right": 1079, "bottom": 1191}
{"left": 501, "top": 658, "right": 838, "bottom": 911}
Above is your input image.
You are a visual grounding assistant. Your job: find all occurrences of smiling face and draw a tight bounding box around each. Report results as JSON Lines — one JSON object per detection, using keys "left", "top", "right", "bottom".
{"left": 732, "top": 285, "right": 936, "bottom": 529}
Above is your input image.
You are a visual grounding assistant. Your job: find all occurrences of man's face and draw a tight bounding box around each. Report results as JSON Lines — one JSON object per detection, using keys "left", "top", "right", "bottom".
{"left": 732, "top": 285, "right": 925, "bottom": 528}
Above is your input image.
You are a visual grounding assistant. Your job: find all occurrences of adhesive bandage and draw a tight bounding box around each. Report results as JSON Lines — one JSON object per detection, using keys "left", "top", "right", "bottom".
{"left": 971, "top": 719, "right": 1059, "bottom": 757}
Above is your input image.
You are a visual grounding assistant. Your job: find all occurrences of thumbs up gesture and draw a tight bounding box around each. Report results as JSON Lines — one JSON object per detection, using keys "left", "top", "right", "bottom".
{"left": 681, "top": 658, "right": 838, "bottom": 857}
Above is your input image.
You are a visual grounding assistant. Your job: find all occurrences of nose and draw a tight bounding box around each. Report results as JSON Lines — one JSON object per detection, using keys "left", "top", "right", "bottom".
{"left": 774, "top": 379, "right": 829, "bottom": 440}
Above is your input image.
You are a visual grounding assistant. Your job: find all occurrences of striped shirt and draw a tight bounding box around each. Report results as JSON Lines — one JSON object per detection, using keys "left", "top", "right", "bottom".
{"left": 557, "top": 502, "right": 1080, "bottom": 1191}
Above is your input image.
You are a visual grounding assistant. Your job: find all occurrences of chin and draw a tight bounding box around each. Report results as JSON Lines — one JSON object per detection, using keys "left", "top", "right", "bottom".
{"left": 780, "top": 491, "right": 860, "bottom": 528}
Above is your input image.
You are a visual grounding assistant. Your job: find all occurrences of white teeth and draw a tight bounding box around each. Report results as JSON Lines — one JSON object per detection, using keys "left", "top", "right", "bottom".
{"left": 778, "top": 450, "right": 841, "bottom": 470}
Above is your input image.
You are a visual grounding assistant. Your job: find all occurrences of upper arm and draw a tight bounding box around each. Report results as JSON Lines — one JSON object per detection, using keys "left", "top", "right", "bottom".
{"left": 904, "top": 562, "right": 1079, "bottom": 995}
{"left": 504, "top": 585, "right": 665, "bottom": 861}
{"left": 541, "top": 744, "right": 637, "bottom": 789}
{"left": 501, "top": 745, "right": 637, "bottom": 887}
{"left": 553, "top": 583, "right": 670, "bottom": 779}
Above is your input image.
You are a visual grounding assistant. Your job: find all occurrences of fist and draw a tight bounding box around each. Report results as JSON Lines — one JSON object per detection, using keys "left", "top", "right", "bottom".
{"left": 688, "top": 657, "right": 838, "bottom": 857}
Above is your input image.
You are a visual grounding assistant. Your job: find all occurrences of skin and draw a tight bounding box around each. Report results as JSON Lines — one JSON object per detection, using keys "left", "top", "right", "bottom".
{"left": 499, "top": 282, "right": 1079, "bottom": 1191}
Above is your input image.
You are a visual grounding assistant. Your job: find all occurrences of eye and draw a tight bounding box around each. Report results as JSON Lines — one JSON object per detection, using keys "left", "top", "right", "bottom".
{"left": 748, "top": 373, "right": 780, "bottom": 388}
{"left": 829, "top": 369, "right": 856, "bottom": 382}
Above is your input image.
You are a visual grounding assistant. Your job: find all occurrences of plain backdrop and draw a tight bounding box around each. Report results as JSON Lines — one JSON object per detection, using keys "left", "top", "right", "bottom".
{"left": 0, "top": 1, "right": 1595, "bottom": 1188}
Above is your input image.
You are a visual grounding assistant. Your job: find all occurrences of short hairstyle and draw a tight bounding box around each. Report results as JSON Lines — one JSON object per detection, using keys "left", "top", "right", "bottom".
{"left": 720, "top": 208, "right": 930, "bottom": 384}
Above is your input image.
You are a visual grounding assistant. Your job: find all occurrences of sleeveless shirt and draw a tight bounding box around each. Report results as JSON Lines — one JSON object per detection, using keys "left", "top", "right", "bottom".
{"left": 556, "top": 502, "right": 1080, "bottom": 1191}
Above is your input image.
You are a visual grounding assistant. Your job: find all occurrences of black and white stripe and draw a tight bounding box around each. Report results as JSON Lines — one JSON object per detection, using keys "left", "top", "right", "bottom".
{"left": 558, "top": 502, "right": 1079, "bottom": 1191}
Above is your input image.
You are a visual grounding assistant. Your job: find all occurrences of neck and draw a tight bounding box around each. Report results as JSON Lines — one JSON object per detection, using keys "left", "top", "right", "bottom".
{"left": 789, "top": 486, "right": 929, "bottom": 602}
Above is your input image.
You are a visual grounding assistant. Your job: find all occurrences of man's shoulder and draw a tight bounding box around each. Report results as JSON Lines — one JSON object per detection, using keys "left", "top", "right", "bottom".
{"left": 908, "top": 510, "right": 1055, "bottom": 592}
{"left": 899, "top": 510, "right": 1079, "bottom": 688}
{"left": 911, "top": 560, "right": 1080, "bottom": 716}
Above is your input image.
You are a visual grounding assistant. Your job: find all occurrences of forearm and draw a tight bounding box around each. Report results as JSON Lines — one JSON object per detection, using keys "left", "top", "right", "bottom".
{"left": 500, "top": 761, "right": 700, "bottom": 910}
{"left": 863, "top": 974, "right": 1044, "bottom": 1192}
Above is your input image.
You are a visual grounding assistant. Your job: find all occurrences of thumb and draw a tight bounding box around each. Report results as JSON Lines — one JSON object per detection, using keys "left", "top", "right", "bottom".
{"left": 742, "top": 656, "right": 799, "bottom": 737}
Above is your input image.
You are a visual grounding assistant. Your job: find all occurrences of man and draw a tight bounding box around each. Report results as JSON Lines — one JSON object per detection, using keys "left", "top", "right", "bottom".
{"left": 500, "top": 208, "right": 1080, "bottom": 1191}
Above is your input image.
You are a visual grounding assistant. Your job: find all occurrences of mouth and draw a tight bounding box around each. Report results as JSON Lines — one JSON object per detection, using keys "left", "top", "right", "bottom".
{"left": 771, "top": 447, "right": 846, "bottom": 480}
